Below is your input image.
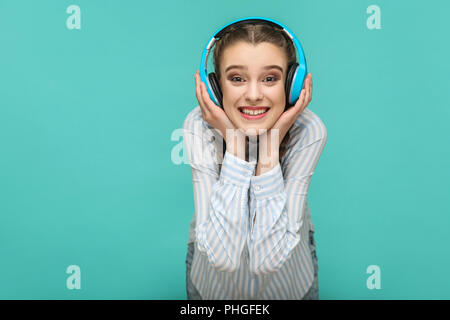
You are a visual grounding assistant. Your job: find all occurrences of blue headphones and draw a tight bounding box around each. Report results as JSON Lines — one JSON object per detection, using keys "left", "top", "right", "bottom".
{"left": 200, "top": 16, "right": 307, "bottom": 110}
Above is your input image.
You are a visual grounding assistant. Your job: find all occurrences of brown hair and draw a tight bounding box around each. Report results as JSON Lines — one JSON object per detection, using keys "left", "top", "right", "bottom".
{"left": 212, "top": 22, "right": 296, "bottom": 172}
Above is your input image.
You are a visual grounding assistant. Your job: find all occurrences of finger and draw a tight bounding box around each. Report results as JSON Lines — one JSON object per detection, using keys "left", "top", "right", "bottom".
{"left": 201, "top": 80, "right": 220, "bottom": 124}
{"left": 199, "top": 80, "right": 209, "bottom": 111}
{"left": 195, "top": 72, "right": 202, "bottom": 105}
{"left": 195, "top": 73, "right": 209, "bottom": 117}
{"left": 280, "top": 88, "right": 306, "bottom": 125}
{"left": 195, "top": 72, "right": 202, "bottom": 106}
{"left": 200, "top": 80, "right": 218, "bottom": 112}
{"left": 308, "top": 74, "right": 312, "bottom": 102}
{"left": 300, "top": 88, "right": 309, "bottom": 114}
{"left": 304, "top": 77, "right": 311, "bottom": 104}
{"left": 278, "top": 83, "right": 309, "bottom": 130}
{"left": 296, "top": 88, "right": 307, "bottom": 112}
{"left": 195, "top": 73, "right": 205, "bottom": 114}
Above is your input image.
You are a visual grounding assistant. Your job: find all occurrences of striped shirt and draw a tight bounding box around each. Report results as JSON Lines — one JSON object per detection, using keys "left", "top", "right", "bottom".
{"left": 182, "top": 105, "right": 327, "bottom": 299}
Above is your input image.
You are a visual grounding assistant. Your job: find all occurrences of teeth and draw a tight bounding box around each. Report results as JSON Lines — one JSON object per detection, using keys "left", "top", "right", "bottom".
{"left": 241, "top": 108, "right": 268, "bottom": 115}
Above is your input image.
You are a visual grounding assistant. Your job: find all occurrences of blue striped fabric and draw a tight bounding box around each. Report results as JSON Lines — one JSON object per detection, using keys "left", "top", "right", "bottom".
{"left": 182, "top": 106, "right": 327, "bottom": 299}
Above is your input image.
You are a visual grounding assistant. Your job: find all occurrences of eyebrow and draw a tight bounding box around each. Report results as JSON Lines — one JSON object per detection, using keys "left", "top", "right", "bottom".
{"left": 224, "top": 65, "right": 284, "bottom": 73}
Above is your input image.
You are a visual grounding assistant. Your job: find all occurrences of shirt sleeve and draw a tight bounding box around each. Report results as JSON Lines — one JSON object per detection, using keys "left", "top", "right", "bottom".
{"left": 183, "top": 124, "right": 256, "bottom": 273}
{"left": 247, "top": 129, "right": 327, "bottom": 275}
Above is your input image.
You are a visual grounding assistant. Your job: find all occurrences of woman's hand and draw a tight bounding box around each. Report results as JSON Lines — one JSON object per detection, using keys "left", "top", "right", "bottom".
{"left": 274, "top": 73, "right": 313, "bottom": 145}
{"left": 257, "top": 73, "right": 313, "bottom": 174}
{"left": 194, "top": 70, "right": 247, "bottom": 159}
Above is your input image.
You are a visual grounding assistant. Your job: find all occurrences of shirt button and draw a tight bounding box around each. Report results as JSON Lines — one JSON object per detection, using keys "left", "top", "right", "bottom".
{"left": 255, "top": 185, "right": 261, "bottom": 191}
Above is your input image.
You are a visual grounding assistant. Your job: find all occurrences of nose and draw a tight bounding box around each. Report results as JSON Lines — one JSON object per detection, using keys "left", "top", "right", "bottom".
{"left": 244, "top": 81, "right": 264, "bottom": 102}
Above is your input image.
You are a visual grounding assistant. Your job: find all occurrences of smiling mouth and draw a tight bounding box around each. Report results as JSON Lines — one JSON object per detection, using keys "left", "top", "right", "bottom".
{"left": 238, "top": 107, "right": 270, "bottom": 116}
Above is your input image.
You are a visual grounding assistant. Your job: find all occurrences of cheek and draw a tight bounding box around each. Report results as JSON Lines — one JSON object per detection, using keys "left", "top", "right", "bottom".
{"left": 222, "top": 87, "right": 242, "bottom": 103}
{"left": 268, "top": 107, "right": 284, "bottom": 123}
{"left": 276, "top": 88, "right": 286, "bottom": 103}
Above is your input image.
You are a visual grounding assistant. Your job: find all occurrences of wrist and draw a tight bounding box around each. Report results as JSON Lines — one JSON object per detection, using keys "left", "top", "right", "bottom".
{"left": 255, "top": 153, "right": 279, "bottom": 176}
{"left": 225, "top": 129, "right": 247, "bottom": 161}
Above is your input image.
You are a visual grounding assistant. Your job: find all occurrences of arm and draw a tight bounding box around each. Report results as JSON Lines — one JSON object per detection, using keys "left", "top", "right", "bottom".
{"left": 247, "top": 130, "right": 327, "bottom": 275}
{"left": 183, "top": 126, "right": 256, "bottom": 273}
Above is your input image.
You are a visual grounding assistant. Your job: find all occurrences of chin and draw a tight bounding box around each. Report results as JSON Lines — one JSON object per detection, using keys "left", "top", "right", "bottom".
{"left": 227, "top": 108, "right": 280, "bottom": 136}
{"left": 238, "top": 123, "right": 272, "bottom": 137}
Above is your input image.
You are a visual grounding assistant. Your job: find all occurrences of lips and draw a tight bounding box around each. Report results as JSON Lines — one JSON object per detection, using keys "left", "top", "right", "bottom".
{"left": 238, "top": 106, "right": 270, "bottom": 120}
{"left": 238, "top": 106, "right": 270, "bottom": 112}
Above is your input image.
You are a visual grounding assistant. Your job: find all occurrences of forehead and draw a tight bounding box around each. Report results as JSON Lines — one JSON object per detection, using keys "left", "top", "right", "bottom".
{"left": 221, "top": 41, "right": 287, "bottom": 71}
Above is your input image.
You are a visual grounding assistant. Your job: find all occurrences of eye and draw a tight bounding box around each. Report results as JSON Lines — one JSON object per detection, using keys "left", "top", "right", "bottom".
{"left": 230, "top": 76, "right": 244, "bottom": 82}
{"left": 263, "top": 76, "right": 279, "bottom": 82}
{"left": 228, "top": 75, "right": 279, "bottom": 83}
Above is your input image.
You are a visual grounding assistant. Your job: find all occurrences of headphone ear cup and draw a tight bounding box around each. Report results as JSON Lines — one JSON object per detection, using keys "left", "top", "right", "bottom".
{"left": 208, "top": 72, "right": 223, "bottom": 108}
{"left": 285, "top": 63, "right": 299, "bottom": 109}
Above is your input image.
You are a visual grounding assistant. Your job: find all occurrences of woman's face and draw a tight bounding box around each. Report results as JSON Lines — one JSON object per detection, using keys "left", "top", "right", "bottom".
{"left": 219, "top": 41, "right": 288, "bottom": 135}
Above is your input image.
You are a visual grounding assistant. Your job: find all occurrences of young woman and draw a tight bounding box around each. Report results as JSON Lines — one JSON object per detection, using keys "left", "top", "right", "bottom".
{"left": 183, "top": 21, "right": 327, "bottom": 300}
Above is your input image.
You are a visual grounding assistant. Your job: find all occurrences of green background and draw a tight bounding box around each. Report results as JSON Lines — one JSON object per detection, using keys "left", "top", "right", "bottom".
{"left": 1, "top": 0, "right": 449, "bottom": 299}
